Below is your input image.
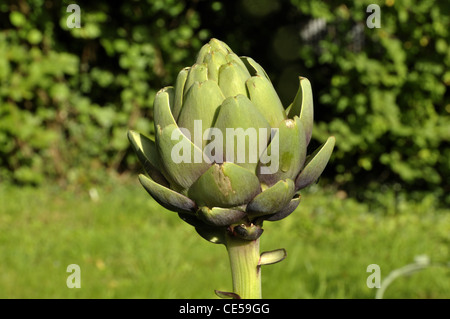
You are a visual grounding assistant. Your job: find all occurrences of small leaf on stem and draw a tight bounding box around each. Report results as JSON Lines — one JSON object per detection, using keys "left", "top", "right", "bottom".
{"left": 214, "top": 290, "right": 241, "bottom": 299}
{"left": 259, "top": 249, "right": 287, "bottom": 266}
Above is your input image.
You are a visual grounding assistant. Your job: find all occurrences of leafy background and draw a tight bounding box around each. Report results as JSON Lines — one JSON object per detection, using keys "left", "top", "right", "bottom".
{"left": 0, "top": 0, "right": 449, "bottom": 298}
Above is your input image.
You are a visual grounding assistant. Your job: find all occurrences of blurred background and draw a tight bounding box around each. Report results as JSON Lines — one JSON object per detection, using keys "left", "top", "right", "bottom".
{"left": 0, "top": 0, "right": 449, "bottom": 298}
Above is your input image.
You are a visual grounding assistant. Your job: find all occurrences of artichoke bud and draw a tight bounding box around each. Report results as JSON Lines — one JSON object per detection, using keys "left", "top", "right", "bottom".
{"left": 295, "top": 136, "right": 335, "bottom": 190}
{"left": 156, "top": 124, "right": 211, "bottom": 189}
{"left": 209, "top": 38, "right": 231, "bottom": 55}
{"left": 177, "top": 80, "right": 224, "bottom": 148}
{"left": 197, "top": 206, "right": 246, "bottom": 227}
{"left": 204, "top": 50, "right": 227, "bottom": 82}
{"left": 188, "top": 162, "right": 261, "bottom": 208}
{"left": 184, "top": 63, "right": 208, "bottom": 95}
{"left": 172, "top": 67, "right": 189, "bottom": 120}
{"left": 225, "top": 52, "right": 251, "bottom": 74}
{"left": 232, "top": 223, "right": 264, "bottom": 241}
{"left": 288, "top": 77, "right": 314, "bottom": 145}
{"left": 195, "top": 43, "right": 211, "bottom": 64}
{"left": 257, "top": 117, "right": 306, "bottom": 186}
{"left": 128, "top": 131, "right": 171, "bottom": 188}
{"left": 246, "top": 75, "right": 286, "bottom": 128}
{"left": 128, "top": 38, "right": 335, "bottom": 245}
{"left": 211, "top": 94, "right": 271, "bottom": 172}
{"left": 218, "top": 61, "right": 251, "bottom": 98}
{"left": 139, "top": 174, "right": 196, "bottom": 214}
{"left": 241, "top": 56, "right": 270, "bottom": 79}
{"left": 153, "top": 87, "right": 176, "bottom": 131}
{"left": 247, "top": 179, "right": 295, "bottom": 218}
{"left": 265, "top": 194, "right": 301, "bottom": 221}
{"left": 195, "top": 224, "right": 226, "bottom": 245}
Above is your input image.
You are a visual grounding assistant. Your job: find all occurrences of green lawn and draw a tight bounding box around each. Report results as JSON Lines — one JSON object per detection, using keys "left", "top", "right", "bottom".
{"left": 0, "top": 177, "right": 448, "bottom": 298}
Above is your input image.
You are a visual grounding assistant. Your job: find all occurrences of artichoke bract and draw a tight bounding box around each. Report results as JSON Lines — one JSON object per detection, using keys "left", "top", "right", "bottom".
{"left": 128, "top": 38, "right": 335, "bottom": 244}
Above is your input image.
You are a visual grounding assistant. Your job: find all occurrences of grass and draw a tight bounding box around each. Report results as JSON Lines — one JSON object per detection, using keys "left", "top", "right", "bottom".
{"left": 0, "top": 177, "right": 448, "bottom": 298}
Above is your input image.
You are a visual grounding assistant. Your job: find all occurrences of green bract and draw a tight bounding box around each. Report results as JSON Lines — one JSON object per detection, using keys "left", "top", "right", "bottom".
{"left": 128, "top": 39, "right": 335, "bottom": 244}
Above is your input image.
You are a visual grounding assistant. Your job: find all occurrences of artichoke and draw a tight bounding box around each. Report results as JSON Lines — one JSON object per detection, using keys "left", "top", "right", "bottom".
{"left": 128, "top": 38, "right": 335, "bottom": 245}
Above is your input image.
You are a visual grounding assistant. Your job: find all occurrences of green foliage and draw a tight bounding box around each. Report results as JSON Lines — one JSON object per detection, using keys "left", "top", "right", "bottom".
{"left": 0, "top": 0, "right": 448, "bottom": 206}
{"left": 0, "top": 0, "right": 208, "bottom": 185}
{"left": 0, "top": 183, "right": 448, "bottom": 298}
{"left": 293, "top": 0, "right": 450, "bottom": 204}
{"left": 196, "top": 0, "right": 450, "bottom": 205}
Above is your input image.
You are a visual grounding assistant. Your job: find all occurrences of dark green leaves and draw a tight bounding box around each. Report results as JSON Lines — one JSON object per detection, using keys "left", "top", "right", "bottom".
{"left": 247, "top": 179, "right": 295, "bottom": 217}
{"left": 295, "top": 136, "right": 336, "bottom": 190}
{"left": 139, "top": 174, "right": 196, "bottom": 214}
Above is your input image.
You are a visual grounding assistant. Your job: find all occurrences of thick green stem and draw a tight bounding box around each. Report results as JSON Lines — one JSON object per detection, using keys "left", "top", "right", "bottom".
{"left": 225, "top": 233, "right": 261, "bottom": 299}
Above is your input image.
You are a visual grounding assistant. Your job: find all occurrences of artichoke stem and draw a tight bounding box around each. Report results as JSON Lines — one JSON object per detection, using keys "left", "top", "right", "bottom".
{"left": 225, "top": 232, "right": 261, "bottom": 299}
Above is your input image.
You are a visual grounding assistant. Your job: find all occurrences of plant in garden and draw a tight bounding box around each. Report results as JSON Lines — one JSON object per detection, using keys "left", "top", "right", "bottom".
{"left": 128, "top": 38, "right": 335, "bottom": 298}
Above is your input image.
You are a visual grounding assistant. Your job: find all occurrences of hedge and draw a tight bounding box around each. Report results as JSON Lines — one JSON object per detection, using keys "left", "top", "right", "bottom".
{"left": 0, "top": 0, "right": 448, "bottom": 205}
